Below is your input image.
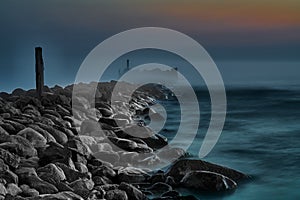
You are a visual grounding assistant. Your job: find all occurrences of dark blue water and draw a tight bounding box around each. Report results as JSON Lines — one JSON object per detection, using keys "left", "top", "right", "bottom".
{"left": 159, "top": 86, "right": 300, "bottom": 199}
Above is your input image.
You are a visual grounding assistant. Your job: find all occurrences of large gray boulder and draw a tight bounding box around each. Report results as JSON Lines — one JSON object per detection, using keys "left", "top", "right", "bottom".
{"left": 166, "top": 159, "right": 248, "bottom": 183}
{"left": 17, "top": 128, "right": 47, "bottom": 148}
{"left": 180, "top": 170, "right": 237, "bottom": 192}
{"left": 37, "top": 163, "right": 66, "bottom": 185}
{"left": 118, "top": 182, "right": 148, "bottom": 200}
{"left": 105, "top": 189, "right": 128, "bottom": 200}
{"left": 0, "top": 148, "right": 20, "bottom": 168}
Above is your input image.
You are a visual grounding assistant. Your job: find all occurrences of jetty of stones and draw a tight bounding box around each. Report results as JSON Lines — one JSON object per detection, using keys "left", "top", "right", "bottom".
{"left": 0, "top": 81, "right": 248, "bottom": 200}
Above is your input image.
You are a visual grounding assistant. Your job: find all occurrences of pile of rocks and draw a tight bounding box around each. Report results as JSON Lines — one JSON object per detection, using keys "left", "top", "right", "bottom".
{"left": 0, "top": 82, "right": 248, "bottom": 200}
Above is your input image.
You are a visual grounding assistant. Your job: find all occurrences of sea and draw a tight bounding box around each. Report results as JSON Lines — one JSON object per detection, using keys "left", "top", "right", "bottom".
{"left": 158, "top": 85, "right": 300, "bottom": 200}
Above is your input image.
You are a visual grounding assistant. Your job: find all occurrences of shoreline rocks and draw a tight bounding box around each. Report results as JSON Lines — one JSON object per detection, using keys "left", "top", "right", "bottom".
{"left": 0, "top": 81, "right": 249, "bottom": 199}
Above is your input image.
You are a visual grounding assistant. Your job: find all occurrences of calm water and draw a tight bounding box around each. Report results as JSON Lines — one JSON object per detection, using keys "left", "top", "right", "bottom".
{"left": 159, "top": 86, "right": 300, "bottom": 200}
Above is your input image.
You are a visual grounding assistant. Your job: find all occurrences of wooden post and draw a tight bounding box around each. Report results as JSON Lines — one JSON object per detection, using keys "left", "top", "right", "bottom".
{"left": 126, "top": 59, "right": 130, "bottom": 70}
{"left": 35, "top": 47, "right": 44, "bottom": 99}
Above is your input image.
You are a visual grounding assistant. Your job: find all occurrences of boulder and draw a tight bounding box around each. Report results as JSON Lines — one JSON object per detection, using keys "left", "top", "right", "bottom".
{"left": 72, "top": 96, "right": 90, "bottom": 110}
{"left": 38, "top": 117, "right": 55, "bottom": 126}
{"left": 88, "top": 158, "right": 113, "bottom": 169}
{"left": 38, "top": 141, "right": 71, "bottom": 167}
{"left": 2, "top": 135, "right": 37, "bottom": 158}
{"left": 63, "top": 116, "right": 80, "bottom": 128}
{"left": 0, "top": 126, "right": 9, "bottom": 138}
{"left": 9, "top": 117, "right": 34, "bottom": 126}
{"left": 6, "top": 183, "right": 22, "bottom": 196}
{"left": 0, "top": 92, "right": 9, "bottom": 100}
{"left": 116, "top": 127, "right": 167, "bottom": 150}
{"left": 91, "top": 165, "right": 116, "bottom": 179}
{"left": 69, "top": 178, "right": 94, "bottom": 191}
{"left": 19, "top": 157, "right": 39, "bottom": 168}
{"left": 77, "top": 135, "right": 98, "bottom": 147}
{"left": 36, "top": 123, "right": 68, "bottom": 145}
{"left": 69, "top": 178, "right": 94, "bottom": 199}
{"left": 42, "top": 113, "right": 65, "bottom": 127}
{"left": 108, "top": 136, "right": 138, "bottom": 151}
{"left": 98, "top": 108, "right": 114, "bottom": 117}
{"left": 41, "top": 109, "right": 62, "bottom": 119}
{"left": 19, "top": 184, "right": 39, "bottom": 197}
{"left": 95, "top": 184, "right": 119, "bottom": 192}
{"left": 0, "top": 170, "right": 18, "bottom": 184}
{"left": 28, "top": 124, "right": 56, "bottom": 143}
{"left": 99, "top": 117, "right": 129, "bottom": 128}
{"left": 56, "top": 182, "right": 74, "bottom": 192}
{"left": 142, "top": 134, "right": 168, "bottom": 150}
{"left": 16, "top": 167, "right": 58, "bottom": 194}
{"left": 17, "top": 128, "right": 47, "bottom": 148}
{"left": 152, "top": 195, "right": 198, "bottom": 200}
{"left": 39, "top": 191, "right": 84, "bottom": 200}
{"left": 0, "top": 183, "right": 7, "bottom": 196}
{"left": 118, "top": 167, "right": 150, "bottom": 183}
{"left": 161, "top": 190, "right": 180, "bottom": 198}
{"left": 41, "top": 93, "right": 70, "bottom": 107}
{"left": 22, "top": 105, "right": 41, "bottom": 117}
{"left": 91, "top": 142, "right": 113, "bottom": 153}
{"left": 105, "top": 189, "right": 128, "bottom": 200}
{"left": 55, "top": 163, "right": 90, "bottom": 183}
{"left": 15, "top": 167, "right": 38, "bottom": 182}
{"left": 56, "top": 104, "right": 71, "bottom": 117}
{"left": 118, "top": 182, "right": 148, "bottom": 200}
{"left": 165, "top": 176, "right": 176, "bottom": 186}
{"left": 0, "top": 123, "right": 16, "bottom": 135}
{"left": 3, "top": 120, "right": 26, "bottom": 133}
{"left": 74, "top": 162, "right": 89, "bottom": 173}
{"left": 80, "top": 119, "right": 101, "bottom": 135}
{"left": 12, "top": 88, "right": 26, "bottom": 96}
{"left": 22, "top": 175, "right": 58, "bottom": 194}
{"left": 157, "top": 147, "right": 186, "bottom": 161}
{"left": 0, "top": 113, "right": 10, "bottom": 119}
{"left": 88, "top": 189, "right": 105, "bottom": 200}
{"left": 0, "top": 103, "right": 20, "bottom": 117}
{"left": 0, "top": 158, "right": 9, "bottom": 172}
{"left": 53, "top": 125, "right": 74, "bottom": 138}
{"left": 121, "top": 125, "right": 154, "bottom": 138}
{"left": 92, "top": 176, "right": 112, "bottom": 186}
{"left": 166, "top": 159, "right": 248, "bottom": 183}
{"left": 93, "top": 150, "right": 120, "bottom": 165}
{"left": 135, "top": 143, "right": 153, "bottom": 153}
{"left": 0, "top": 147, "right": 20, "bottom": 168}
{"left": 147, "top": 182, "right": 172, "bottom": 194}
{"left": 148, "top": 172, "right": 165, "bottom": 184}
{"left": 113, "top": 113, "right": 131, "bottom": 122}
{"left": 180, "top": 170, "right": 237, "bottom": 192}
{"left": 37, "top": 163, "right": 66, "bottom": 185}
{"left": 95, "top": 101, "right": 113, "bottom": 111}
{"left": 67, "top": 137, "right": 92, "bottom": 160}
{"left": 118, "top": 151, "right": 139, "bottom": 165}
{"left": 135, "top": 154, "right": 161, "bottom": 168}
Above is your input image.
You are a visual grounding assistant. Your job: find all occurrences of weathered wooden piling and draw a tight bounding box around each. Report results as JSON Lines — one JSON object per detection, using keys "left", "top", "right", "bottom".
{"left": 126, "top": 59, "right": 130, "bottom": 70}
{"left": 35, "top": 47, "right": 44, "bottom": 99}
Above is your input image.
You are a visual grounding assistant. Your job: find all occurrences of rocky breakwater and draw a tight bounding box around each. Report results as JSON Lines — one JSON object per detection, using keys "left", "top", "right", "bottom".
{"left": 0, "top": 81, "right": 249, "bottom": 200}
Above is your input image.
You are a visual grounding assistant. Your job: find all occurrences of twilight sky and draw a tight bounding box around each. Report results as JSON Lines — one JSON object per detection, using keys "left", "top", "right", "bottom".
{"left": 1, "top": 0, "right": 300, "bottom": 92}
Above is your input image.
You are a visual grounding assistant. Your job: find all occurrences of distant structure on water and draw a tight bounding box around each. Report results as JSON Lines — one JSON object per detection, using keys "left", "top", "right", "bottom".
{"left": 118, "top": 59, "right": 178, "bottom": 85}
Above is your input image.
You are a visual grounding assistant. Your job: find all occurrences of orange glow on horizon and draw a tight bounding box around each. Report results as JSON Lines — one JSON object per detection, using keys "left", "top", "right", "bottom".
{"left": 148, "top": 1, "right": 300, "bottom": 30}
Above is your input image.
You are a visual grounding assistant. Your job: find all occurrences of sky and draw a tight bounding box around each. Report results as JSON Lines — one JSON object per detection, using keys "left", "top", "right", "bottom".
{"left": 0, "top": 0, "right": 300, "bottom": 92}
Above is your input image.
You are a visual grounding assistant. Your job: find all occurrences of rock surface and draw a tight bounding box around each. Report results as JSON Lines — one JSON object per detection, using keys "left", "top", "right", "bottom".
{"left": 0, "top": 81, "right": 248, "bottom": 199}
{"left": 166, "top": 159, "right": 248, "bottom": 183}
{"left": 180, "top": 170, "right": 237, "bottom": 192}
{"left": 17, "top": 128, "right": 47, "bottom": 148}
